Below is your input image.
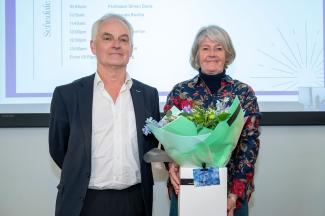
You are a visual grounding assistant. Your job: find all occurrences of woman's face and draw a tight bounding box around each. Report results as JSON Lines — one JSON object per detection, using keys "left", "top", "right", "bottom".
{"left": 198, "top": 37, "right": 226, "bottom": 75}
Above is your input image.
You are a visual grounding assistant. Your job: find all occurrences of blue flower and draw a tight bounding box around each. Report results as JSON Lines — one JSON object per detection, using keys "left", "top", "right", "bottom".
{"left": 157, "top": 119, "right": 167, "bottom": 127}
{"left": 143, "top": 117, "right": 170, "bottom": 136}
{"left": 216, "top": 97, "right": 230, "bottom": 115}
{"left": 142, "top": 125, "right": 152, "bottom": 136}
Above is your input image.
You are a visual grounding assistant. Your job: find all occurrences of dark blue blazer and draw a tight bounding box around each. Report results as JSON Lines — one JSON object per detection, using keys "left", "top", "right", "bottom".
{"left": 49, "top": 74, "right": 160, "bottom": 216}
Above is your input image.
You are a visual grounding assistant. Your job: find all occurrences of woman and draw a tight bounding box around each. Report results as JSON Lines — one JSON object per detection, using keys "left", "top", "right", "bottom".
{"left": 165, "top": 25, "right": 261, "bottom": 216}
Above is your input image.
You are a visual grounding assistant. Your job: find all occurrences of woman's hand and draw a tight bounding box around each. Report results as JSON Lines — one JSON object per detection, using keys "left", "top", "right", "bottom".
{"left": 168, "top": 162, "right": 180, "bottom": 194}
{"left": 227, "top": 193, "right": 237, "bottom": 216}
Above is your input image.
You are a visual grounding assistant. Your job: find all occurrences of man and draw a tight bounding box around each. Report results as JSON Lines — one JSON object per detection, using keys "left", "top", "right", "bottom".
{"left": 49, "top": 13, "right": 160, "bottom": 216}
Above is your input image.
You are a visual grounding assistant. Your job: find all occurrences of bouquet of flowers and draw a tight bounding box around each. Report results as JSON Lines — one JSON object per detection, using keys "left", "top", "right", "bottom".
{"left": 143, "top": 96, "right": 245, "bottom": 167}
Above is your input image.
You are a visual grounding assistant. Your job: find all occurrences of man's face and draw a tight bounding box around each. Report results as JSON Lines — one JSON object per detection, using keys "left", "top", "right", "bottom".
{"left": 90, "top": 18, "right": 132, "bottom": 69}
{"left": 198, "top": 37, "right": 226, "bottom": 75}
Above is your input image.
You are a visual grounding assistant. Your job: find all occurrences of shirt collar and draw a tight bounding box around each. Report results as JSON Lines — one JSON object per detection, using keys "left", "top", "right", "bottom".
{"left": 125, "top": 73, "right": 133, "bottom": 89}
{"left": 95, "top": 72, "right": 133, "bottom": 89}
{"left": 94, "top": 72, "right": 102, "bottom": 87}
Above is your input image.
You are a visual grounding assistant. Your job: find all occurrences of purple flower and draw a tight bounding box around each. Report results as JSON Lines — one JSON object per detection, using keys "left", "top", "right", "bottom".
{"left": 182, "top": 105, "right": 192, "bottom": 114}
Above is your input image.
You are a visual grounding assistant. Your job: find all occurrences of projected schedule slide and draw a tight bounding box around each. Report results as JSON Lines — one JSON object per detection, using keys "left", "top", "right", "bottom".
{"left": 1, "top": 0, "right": 324, "bottom": 105}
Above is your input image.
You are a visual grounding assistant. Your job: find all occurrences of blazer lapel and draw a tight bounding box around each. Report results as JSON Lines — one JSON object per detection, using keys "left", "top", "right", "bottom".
{"left": 78, "top": 74, "right": 95, "bottom": 160}
{"left": 130, "top": 81, "right": 145, "bottom": 157}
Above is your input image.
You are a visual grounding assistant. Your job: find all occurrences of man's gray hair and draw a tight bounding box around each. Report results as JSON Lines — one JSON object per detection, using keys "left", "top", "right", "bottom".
{"left": 91, "top": 13, "right": 133, "bottom": 45}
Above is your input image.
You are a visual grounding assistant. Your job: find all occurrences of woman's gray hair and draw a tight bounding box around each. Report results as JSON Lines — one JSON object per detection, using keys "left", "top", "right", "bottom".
{"left": 190, "top": 25, "right": 236, "bottom": 70}
{"left": 91, "top": 13, "right": 133, "bottom": 46}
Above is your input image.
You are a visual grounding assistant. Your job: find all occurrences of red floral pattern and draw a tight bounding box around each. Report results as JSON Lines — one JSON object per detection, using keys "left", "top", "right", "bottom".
{"left": 231, "top": 179, "right": 246, "bottom": 208}
{"left": 231, "top": 179, "right": 245, "bottom": 198}
{"left": 164, "top": 96, "right": 193, "bottom": 112}
{"left": 163, "top": 104, "right": 172, "bottom": 113}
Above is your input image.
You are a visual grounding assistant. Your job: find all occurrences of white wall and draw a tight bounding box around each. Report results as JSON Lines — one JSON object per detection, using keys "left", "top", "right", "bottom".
{"left": 0, "top": 126, "right": 325, "bottom": 216}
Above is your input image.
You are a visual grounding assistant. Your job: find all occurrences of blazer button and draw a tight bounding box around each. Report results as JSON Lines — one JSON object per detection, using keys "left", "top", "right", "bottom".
{"left": 80, "top": 196, "right": 85, "bottom": 201}
{"left": 86, "top": 172, "right": 90, "bottom": 178}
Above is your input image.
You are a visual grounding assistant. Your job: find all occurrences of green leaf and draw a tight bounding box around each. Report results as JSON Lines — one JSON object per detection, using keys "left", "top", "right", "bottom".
{"left": 179, "top": 112, "right": 190, "bottom": 117}
{"left": 217, "top": 112, "right": 230, "bottom": 121}
{"left": 166, "top": 110, "right": 172, "bottom": 117}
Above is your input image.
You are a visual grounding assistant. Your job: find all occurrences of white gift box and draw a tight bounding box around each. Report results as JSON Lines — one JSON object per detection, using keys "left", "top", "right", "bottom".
{"left": 178, "top": 167, "right": 227, "bottom": 216}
